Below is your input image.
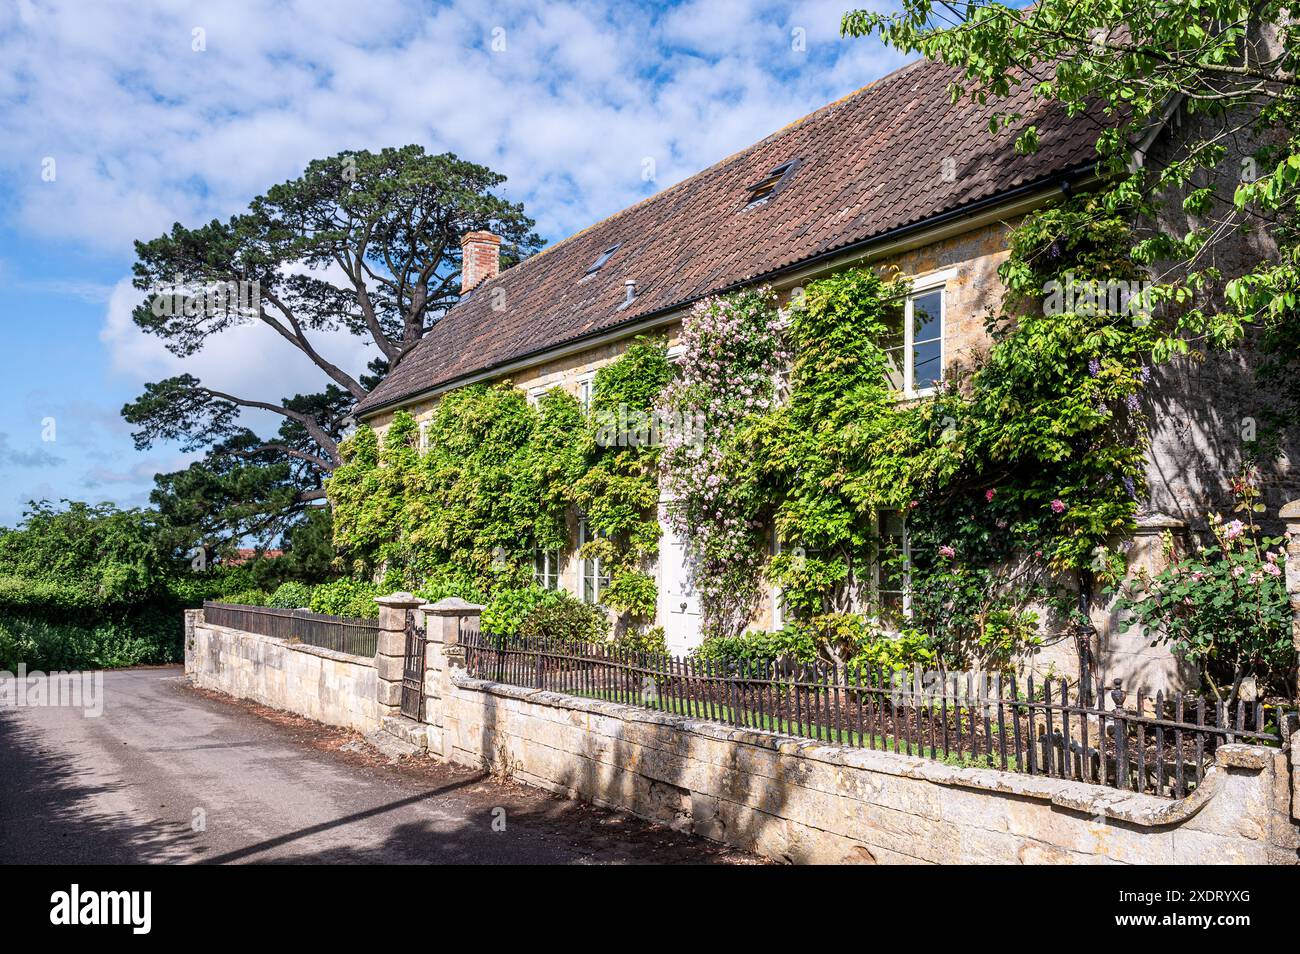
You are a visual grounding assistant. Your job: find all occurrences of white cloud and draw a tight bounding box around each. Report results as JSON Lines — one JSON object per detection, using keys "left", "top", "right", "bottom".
{"left": 0, "top": 0, "right": 906, "bottom": 250}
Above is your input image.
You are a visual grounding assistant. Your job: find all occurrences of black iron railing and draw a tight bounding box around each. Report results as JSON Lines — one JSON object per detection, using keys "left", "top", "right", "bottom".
{"left": 461, "top": 631, "right": 1293, "bottom": 800}
{"left": 203, "top": 602, "right": 381, "bottom": 658}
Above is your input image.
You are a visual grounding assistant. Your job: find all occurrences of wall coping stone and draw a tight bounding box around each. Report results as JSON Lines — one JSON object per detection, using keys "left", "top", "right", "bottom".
{"left": 421, "top": 597, "right": 486, "bottom": 616}
{"left": 1278, "top": 499, "right": 1300, "bottom": 520}
{"left": 450, "top": 673, "right": 1274, "bottom": 829}
{"left": 197, "top": 622, "right": 376, "bottom": 667}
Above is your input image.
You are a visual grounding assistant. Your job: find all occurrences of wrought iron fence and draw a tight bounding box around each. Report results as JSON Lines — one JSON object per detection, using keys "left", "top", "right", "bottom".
{"left": 203, "top": 602, "right": 381, "bottom": 658}
{"left": 461, "top": 630, "right": 1294, "bottom": 800}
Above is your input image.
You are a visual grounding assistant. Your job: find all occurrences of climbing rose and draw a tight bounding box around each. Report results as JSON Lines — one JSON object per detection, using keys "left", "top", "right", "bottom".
{"left": 938, "top": 545, "right": 956, "bottom": 559}
{"left": 1051, "top": 498, "right": 1066, "bottom": 513}
{"left": 984, "top": 488, "right": 996, "bottom": 503}
{"left": 1224, "top": 519, "right": 1246, "bottom": 541}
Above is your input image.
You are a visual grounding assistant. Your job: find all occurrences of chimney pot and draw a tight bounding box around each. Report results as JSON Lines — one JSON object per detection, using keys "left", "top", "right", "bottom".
{"left": 622, "top": 279, "right": 637, "bottom": 308}
{"left": 460, "top": 230, "right": 502, "bottom": 293}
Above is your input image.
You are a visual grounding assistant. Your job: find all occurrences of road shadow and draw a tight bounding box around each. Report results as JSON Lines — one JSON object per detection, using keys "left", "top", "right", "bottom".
{"left": 0, "top": 707, "right": 199, "bottom": 864}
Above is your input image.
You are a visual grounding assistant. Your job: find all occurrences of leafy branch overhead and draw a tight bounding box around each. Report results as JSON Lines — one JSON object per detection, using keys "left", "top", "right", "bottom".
{"left": 842, "top": 0, "right": 1300, "bottom": 369}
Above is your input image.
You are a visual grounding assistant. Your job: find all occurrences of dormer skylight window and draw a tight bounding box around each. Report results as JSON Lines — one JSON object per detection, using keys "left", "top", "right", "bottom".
{"left": 585, "top": 243, "right": 621, "bottom": 276}
{"left": 744, "top": 160, "right": 798, "bottom": 209}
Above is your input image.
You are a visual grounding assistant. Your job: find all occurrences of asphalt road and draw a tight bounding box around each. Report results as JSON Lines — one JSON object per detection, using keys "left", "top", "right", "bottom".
{"left": 0, "top": 667, "right": 752, "bottom": 864}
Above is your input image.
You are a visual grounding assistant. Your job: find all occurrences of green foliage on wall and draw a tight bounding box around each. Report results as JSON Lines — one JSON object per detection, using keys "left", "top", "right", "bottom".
{"left": 742, "top": 269, "right": 905, "bottom": 622}
{"left": 666, "top": 196, "right": 1163, "bottom": 671}
{"left": 327, "top": 337, "right": 672, "bottom": 631}
{"left": 574, "top": 337, "right": 675, "bottom": 621}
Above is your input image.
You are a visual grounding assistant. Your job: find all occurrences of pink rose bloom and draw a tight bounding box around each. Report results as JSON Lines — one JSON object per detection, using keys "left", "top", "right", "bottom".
{"left": 1051, "top": 499, "right": 1066, "bottom": 513}
{"left": 1263, "top": 562, "right": 1282, "bottom": 577}
{"left": 938, "top": 545, "right": 956, "bottom": 559}
{"left": 985, "top": 488, "right": 996, "bottom": 503}
{"left": 1224, "top": 519, "right": 1245, "bottom": 540}
{"left": 1232, "top": 565, "right": 1246, "bottom": 579}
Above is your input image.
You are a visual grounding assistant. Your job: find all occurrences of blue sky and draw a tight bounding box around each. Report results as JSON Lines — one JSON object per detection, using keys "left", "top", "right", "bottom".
{"left": 0, "top": 0, "right": 910, "bottom": 529}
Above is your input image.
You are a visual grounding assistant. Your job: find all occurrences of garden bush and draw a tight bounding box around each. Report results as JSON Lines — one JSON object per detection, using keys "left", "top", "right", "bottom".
{"left": 515, "top": 593, "right": 610, "bottom": 644}
{"left": 0, "top": 610, "right": 181, "bottom": 672}
{"left": 694, "top": 615, "right": 935, "bottom": 674}
{"left": 1113, "top": 476, "right": 1294, "bottom": 701}
{"left": 481, "top": 586, "right": 568, "bottom": 636}
{"left": 694, "top": 625, "right": 818, "bottom": 666}
{"left": 268, "top": 581, "right": 314, "bottom": 609}
{"left": 309, "top": 579, "right": 380, "bottom": 619}
{"left": 223, "top": 588, "right": 271, "bottom": 606}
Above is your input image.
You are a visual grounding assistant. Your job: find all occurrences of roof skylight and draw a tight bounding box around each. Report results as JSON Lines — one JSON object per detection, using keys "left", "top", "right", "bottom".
{"left": 585, "top": 243, "right": 621, "bottom": 276}
{"left": 744, "top": 160, "right": 798, "bottom": 209}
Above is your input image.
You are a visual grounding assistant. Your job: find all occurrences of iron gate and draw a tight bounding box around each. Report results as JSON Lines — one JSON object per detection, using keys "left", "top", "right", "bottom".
{"left": 399, "top": 610, "right": 426, "bottom": 720}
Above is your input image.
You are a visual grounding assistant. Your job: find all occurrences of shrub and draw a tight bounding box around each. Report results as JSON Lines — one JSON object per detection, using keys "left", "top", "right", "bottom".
{"left": 414, "top": 578, "right": 488, "bottom": 606}
{"left": 516, "top": 594, "right": 610, "bottom": 644}
{"left": 0, "top": 610, "right": 180, "bottom": 671}
{"left": 616, "top": 625, "right": 667, "bottom": 655}
{"left": 481, "top": 586, "right": 567, "bottom": 637}
{"left": 1113, "top": 478, "right": 1293, "bottom": 702}
{"left": 268, "top": 581, "right": 313, "bottom": 609}
{"left": 848, "top": 628, "right": 935, "bottom": 673}
{"left": 695, "top": 625, "right": 818, "bottom": 666}
{"left": 309, "top": 579, "right": 380, "bottom": 619}
{"left": 224, "top": 588, "right": 271, "bottom": 606}
{"left": 695, "top": 615, "right": 935, "bottom": 674}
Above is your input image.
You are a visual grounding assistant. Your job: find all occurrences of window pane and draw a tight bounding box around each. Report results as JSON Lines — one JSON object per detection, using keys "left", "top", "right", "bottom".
{"left": 882, "top": 347, "right": 905, "bottom": 391}
{"left": 912, "top": 338, "right": 941, "bottom": 391}
{"left": 877, "top": 510, "right": 909, "bottom": 627}
{"left": 880, "top": 301, "right": 904, "bottom": 352}
{"left": 912, "top": 290, "right": 942, "bottom": 342}
{"left": 879, "top": 591, "right": 905, "bottom": 628}
{"left": 774, "top": 366, "right": 792, "bottom": 406}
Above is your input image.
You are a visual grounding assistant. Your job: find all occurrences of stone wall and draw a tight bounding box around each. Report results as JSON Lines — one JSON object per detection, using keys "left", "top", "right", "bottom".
{"left": 182, "top": 605, "right": 1299, "bottom": 864}
{"left": 439, "top": 673, "right": 1298, "bottom": 864}
{"left": 185, "top": 615, "right": 381, "bottom": 734}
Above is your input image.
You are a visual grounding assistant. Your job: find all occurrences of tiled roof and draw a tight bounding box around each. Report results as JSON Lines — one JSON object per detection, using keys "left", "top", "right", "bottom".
{"left": 357, "top": 57, "right": 1099, "bottom": 417}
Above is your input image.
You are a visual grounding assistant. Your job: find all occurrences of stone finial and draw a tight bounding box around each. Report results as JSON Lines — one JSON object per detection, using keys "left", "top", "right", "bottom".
{"left": 1279, "top": 499, "right": 1300, "bottom": 521}
{"left": 374, "top": 591, "right": 423, "bottom": 608}
{"left": 374, "top": 591, "right": 423, "bottom": 634}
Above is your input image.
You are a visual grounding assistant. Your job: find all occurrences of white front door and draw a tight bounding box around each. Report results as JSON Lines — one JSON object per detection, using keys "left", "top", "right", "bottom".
{"left": 657, "top": 504, "right": 701, "bottom": 656}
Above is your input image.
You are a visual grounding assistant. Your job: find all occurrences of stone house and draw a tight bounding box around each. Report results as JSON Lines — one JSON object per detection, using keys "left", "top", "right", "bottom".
{"left": 353, "top": 55, "right": 1292, "bottom": 688}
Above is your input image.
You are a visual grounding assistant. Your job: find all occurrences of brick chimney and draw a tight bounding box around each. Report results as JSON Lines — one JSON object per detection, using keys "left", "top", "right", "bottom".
{"left": 460, "top": 230, "right": 502, "bottom": 293}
